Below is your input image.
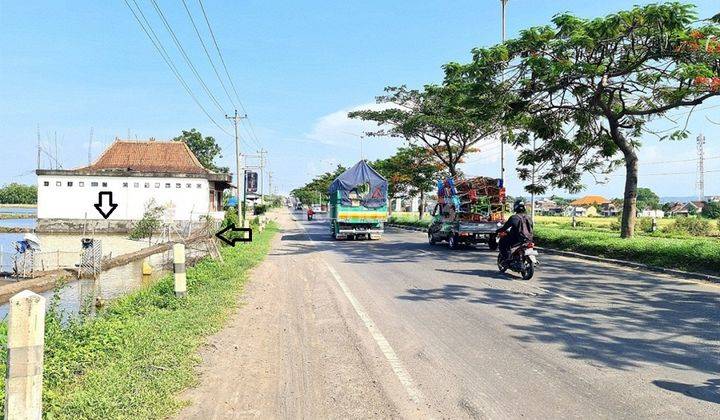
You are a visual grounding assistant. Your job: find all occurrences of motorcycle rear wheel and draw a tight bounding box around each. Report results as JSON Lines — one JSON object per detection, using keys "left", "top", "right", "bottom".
{"left": 497, "top": 254, "right": 508, "bottom": 273}
{"left": 520, "top": 257, "right": 534, "bottom": 280}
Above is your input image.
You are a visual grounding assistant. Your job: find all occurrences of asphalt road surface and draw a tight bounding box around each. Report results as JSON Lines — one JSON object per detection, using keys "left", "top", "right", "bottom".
{"left": 181, "top": 210, "right": 719, "bottom": 419}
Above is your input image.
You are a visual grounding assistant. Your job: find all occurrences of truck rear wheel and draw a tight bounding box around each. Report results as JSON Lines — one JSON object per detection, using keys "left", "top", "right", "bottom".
{"left": 428, "top": 232, "right": 437, "bottom": 245}
{"left": 488, "top": 234, "right": 498, "bottom": 251}
{"left": 448, "top": 233, "right": 460, "bottom": 250}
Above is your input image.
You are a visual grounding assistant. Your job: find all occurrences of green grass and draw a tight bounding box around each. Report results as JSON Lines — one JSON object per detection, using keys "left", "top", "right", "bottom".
{"left": 534, "top": 225, "right": 719, "bottom": 273}
{"left": 387, "top": 214, "right": 719, "bottom": 274}
{"left": 0, "top": 223, "right": 278, "bottom": 419}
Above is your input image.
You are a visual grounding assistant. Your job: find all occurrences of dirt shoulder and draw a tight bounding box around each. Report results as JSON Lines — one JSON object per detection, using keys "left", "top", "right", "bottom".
{"left": 176, "top": 210, "right": 405, "bottom": 419}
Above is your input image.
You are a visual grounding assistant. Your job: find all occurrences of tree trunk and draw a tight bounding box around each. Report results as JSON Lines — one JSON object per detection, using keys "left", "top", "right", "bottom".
{"left": 418, "top": 190, "right": 425, "bottom": 220}
{"left": 608, "top": 118, "right": 638, "bottom": 238}
{"left": 620, "top": 154, "right": 638, "bottom": 238}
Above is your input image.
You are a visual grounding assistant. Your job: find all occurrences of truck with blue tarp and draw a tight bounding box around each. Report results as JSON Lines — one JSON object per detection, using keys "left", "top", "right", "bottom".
{"left": 328, "top": 161, "right": 388, "bottom": 240}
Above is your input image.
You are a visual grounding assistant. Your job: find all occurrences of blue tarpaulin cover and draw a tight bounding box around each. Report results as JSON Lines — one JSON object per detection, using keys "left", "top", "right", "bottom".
{"left": 328, "top": 160, "right": 388, "bottom": 208}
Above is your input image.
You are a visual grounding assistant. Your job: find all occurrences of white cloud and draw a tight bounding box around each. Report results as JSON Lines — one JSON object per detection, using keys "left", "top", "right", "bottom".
{"left": 304, "top": 102, "right": 395, "bottom": 146}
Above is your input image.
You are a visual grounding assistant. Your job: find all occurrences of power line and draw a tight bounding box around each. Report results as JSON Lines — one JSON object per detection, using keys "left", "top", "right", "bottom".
{"left": 179, "top": 0, "right": 237, "bottom": 110}
{"left": 123, "top": 0, "right": 233, "bottom": 137}
{"left": 197, "top": 0, "right": 263, "bottom": 150}
{"left": 148, "top": 0, "right": 226, "bottom": 114}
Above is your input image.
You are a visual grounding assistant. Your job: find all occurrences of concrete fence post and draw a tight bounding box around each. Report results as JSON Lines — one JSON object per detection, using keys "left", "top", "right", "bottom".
{"left": 173, "top": 244, "right": 187, "bottom": 298}
{"left": 4, "top": 290, "right": 46, "bottom": 420}
{"left": 243, "top": 219, "right": 250, "bottom": 240}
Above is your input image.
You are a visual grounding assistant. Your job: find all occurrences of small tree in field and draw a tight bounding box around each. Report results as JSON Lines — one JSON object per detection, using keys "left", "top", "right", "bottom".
{"left": 492, "top": 3, "right": 720, "bottom": 237}
{"left": 130, "top": 199, "right": 165, "bottom": 243}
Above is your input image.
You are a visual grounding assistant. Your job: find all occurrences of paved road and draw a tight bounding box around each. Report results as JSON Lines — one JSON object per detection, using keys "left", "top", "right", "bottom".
{"left": 182, "top": 210, "right": 719, "bottom": 419}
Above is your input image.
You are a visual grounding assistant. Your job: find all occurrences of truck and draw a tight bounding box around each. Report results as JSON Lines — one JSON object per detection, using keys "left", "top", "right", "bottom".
{"left": 328, "top": 161, "right": 388, "bottom": 240}
{"left": 427, "top": 177, "right": 506, "bottom": 250}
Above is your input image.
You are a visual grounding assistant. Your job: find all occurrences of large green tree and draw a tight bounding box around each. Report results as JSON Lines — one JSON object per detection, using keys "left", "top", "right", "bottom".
{"left": 494, "top": 3, "right": 720, "bottom": 237}
{"left": 0, "top": 183, "right": 37, "bottom": 204}
{"left": 173, "top": 129, "right": 229, "bottom": 173}
{"left": 636, "top": 187, "right": 660, "bottom": 211}
{"left": 291, "top": 165, "right": 347, "bottom": 205}
{"left": 348, "top": 76, "right": 507, "bottom": 177}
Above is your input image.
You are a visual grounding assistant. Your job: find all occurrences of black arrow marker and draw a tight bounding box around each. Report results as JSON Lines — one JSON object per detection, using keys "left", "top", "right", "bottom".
{"left": 215, "top": 223, "right": 253, "bottom": 246}
{"left": 94, "top": 191, "right": 118, "bottom": 219}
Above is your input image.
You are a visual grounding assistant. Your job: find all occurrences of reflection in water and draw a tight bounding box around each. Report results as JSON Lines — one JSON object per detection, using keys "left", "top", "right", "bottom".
{"left": 0, "top": 242, "right": 209, "bottom": 320}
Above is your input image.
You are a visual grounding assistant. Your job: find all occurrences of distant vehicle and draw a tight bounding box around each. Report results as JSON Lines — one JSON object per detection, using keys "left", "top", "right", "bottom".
{"left": 312, "top": 205, "right": 322, "bottom": 213}
{"left": 328, "top": 161, "right": 388, "bottom": 240}
{"left": 428, "top": 177, "right": 505, "bottom": 250}
{"left": 497, "top": 233, "right": 539, "bottom": 280}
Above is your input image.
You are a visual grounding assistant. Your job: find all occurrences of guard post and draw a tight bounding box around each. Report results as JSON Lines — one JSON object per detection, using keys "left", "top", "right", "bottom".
{"left": 4, "top": 290, "right": 46, "bottom": 420}
{"left": 173, "top": 243, "right": 187, "bottom": 297}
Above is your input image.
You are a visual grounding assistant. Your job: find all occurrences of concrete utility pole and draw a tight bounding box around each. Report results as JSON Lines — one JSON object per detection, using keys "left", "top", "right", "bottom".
{"left": 88, "top": 127, "right": 94, "bottom": 166}
{"left": 259, "top": 148, "right": 267, "bottom": 201}
{"left": 225, "top": 110, "right": 247, "bottom": 219}
{"left": 696, "top": 133, "right": 705, "bottom": 201}
{"left": 500, "top": 0, "right": 508, "bottom": 185}
{"left": 268, "top": 171, "right": 273, "bottom": 196}
{"left": 36, "top": 124, "right": 41, "bottom": 170}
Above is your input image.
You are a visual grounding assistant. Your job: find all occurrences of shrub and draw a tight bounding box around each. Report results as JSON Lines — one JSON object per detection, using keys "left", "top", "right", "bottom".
{"left": 0, "top": 183, "right": 36, "bottom": 204}
{"left": 130, "top": 200, "right": 164, "bottom": 241}
{"left": 702, "top": 201, "right": 720, "bottom": 219}
{"left": 661, "top": 217, "right": 711, "bottom": 236}
{"left": 253, "top": 204, "right": 268, "bottom": 215}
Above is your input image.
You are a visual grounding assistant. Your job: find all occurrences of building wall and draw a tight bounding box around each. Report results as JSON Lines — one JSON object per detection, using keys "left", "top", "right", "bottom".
{"left": 37, "top": 175, "right": 210, "bottom": 221}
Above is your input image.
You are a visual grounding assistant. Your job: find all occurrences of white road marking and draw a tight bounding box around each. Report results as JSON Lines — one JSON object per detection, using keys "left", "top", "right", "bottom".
{"left": 295, "top": 220, "right": 424, "bottom": 405}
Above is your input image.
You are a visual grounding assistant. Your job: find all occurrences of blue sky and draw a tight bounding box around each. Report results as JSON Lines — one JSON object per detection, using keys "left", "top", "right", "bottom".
{"left": 1, "top": 0, "right": 719, "bottom": 199}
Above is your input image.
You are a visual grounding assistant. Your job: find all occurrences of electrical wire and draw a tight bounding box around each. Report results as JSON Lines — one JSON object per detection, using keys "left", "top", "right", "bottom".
{"left": 123, "top": 0, "right": 233, "bottom": 137}
{"left": 148, "top": 0, "right": 226, "bottom": 115}
{"left": 197, "top": 0, "right": 263, "bottom": 150}
{"left": 179, "top": 0, "right": 237, "bottom": 111}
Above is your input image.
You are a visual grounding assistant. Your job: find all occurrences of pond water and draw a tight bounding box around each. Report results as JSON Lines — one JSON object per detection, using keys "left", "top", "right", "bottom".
{"left": 0, "top": 206, "right": 36, "bottom": 215}
{"left": 0, "top": 218, "right": 37, "bottom": 228}
{"left": 0, "top": 249, "right": 172, "bottom": 320}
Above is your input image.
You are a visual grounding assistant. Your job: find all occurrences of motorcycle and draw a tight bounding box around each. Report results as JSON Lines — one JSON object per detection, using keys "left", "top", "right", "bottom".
{"left": 496, "top": 232, "right": 539, "bottom": 280}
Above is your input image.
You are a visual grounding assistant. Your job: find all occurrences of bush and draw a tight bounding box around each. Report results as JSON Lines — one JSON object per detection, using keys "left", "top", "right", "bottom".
{"left": 661, "top": 217, "right": 711, "bottom": 236}
{"left": 253, "top": 204, "right": 268, "bottom": 215}
{"left": 0, "top": 183, "right": 36, "bottom": 204}
{"left": 702, "top": 201, "right": 720, "bottom": 219}
{"left": 130, "top": 200, "right": 164, "bottom": 241}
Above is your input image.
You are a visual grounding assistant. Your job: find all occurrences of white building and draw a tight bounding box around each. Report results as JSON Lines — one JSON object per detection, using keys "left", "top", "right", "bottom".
{"left": 639, "top": 209, "right": 665, "bottom": 218}
{"left": 36, "top": 140, "right": 232, "bottom": 230}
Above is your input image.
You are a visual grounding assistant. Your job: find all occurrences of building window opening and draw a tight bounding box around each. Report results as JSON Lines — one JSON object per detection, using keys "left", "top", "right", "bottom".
{"left": 144, "top": 183, "right": 150, "bottom": 188}
{"left": 67, "top": 182, "right": 73, "bottom": 187}
{"left": 176, "top": 183, "right": 181, "bottom": 188}
{"left": 91, "top": 182, "right": 99, "bottom": 187}
{"left": 123, "top": 182, "right": 128, "bottom": 188}
{"left": 79, "top": 181, "right": 85, "bottom": 187}
{"left": 155, "top": 183, "right": 160, "bottom": 188}
{"left": 43, "top": 181, "right": 49, "bottom": 187}
{"left": 133, "top": 182, "right": 139, "bottom": 188}
{"left": 55, "top": 181, "right": 61, "bottom": 187}
{"left": 186, "top": 183, "right": 191, "bottom": 188}
{"left": 102, "top": 182, "right": 108, "bottom": 187}
{"left": 165, "top": 183, "right": 171, "bottom": 188}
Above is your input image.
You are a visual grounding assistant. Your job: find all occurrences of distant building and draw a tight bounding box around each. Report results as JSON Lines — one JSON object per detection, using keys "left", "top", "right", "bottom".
{"left": 535, "top": 198, "right": 564, "bottom": 215}
{"left": 36, "top": 140, "right": 232, "bottom": 231}
{"left": 567, "top": 195, "right": 610, "bottom": 217}
{"left": 667, "top": 201, "right": 706, "bottom": 217}
{"left": 639, "top": 209, "right": 665, "bottom": 218}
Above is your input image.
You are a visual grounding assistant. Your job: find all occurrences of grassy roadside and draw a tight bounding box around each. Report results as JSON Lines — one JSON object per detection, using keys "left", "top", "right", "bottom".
{"left": 0, "top": 222, "right": 278, "bottom": 419}
{"left": 387, "top": 216, "right": 720, "bottom": 274}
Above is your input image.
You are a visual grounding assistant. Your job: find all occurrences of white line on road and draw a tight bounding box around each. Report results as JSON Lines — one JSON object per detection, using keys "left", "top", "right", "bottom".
{"left": 296, "top": 220, "right": 425, "bottom": 405}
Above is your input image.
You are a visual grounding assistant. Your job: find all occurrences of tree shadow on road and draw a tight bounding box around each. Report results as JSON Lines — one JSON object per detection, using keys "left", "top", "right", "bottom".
{"left": 395, "top": 258, "right": 720, "bottom": 375}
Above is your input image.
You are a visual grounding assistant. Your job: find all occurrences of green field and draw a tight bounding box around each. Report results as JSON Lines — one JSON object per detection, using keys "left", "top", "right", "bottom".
{"left": 387, "top": 213, "right": 720, "bottom": 274}
{"left": 0, "top": 222, "right": 278, "bottom": 419}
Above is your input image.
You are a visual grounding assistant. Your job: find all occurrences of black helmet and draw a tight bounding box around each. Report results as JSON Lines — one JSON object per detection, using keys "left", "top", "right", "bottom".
{"left": 513, "top": 199, "right": 526, "bottom": 213}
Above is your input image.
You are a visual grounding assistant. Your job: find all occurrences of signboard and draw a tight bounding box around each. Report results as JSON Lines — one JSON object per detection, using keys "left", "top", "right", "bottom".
{"left": 245, "top": 171, "right": 258, "bottom": 193}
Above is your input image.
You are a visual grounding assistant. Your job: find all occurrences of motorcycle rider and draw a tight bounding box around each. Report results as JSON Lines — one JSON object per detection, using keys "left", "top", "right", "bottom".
{"left": 496, "top": 199, "right": 534, "bottom": 265}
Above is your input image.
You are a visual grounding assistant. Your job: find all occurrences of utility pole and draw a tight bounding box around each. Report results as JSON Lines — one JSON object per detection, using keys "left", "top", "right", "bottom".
{"left": 259, "top": 148, "right": 267, "bottom": 201}
{"left": 225, "top": 110, "right": 247, "bottom": 220}
{"left": 36, "top": 124, "right": 41, "bottom": 170}
{"left": 499, "top": 0, "right": 508, "bottom": 186}
{"left": 696, "top": 133, "right": 705, "bottom": 201}
{"left": 268, "top": 171, "right": 273, "bottom": 197}
{"left": 531, "top": 137, "right": 536, "bottom": 223}
{"left": 88, "top": 127, "right": 94, "bottom": 166}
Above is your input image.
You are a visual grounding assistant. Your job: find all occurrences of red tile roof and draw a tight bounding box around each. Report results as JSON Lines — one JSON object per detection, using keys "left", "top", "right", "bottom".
{"left": 79, "top": 140, "right": 209, "bottom": 174}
